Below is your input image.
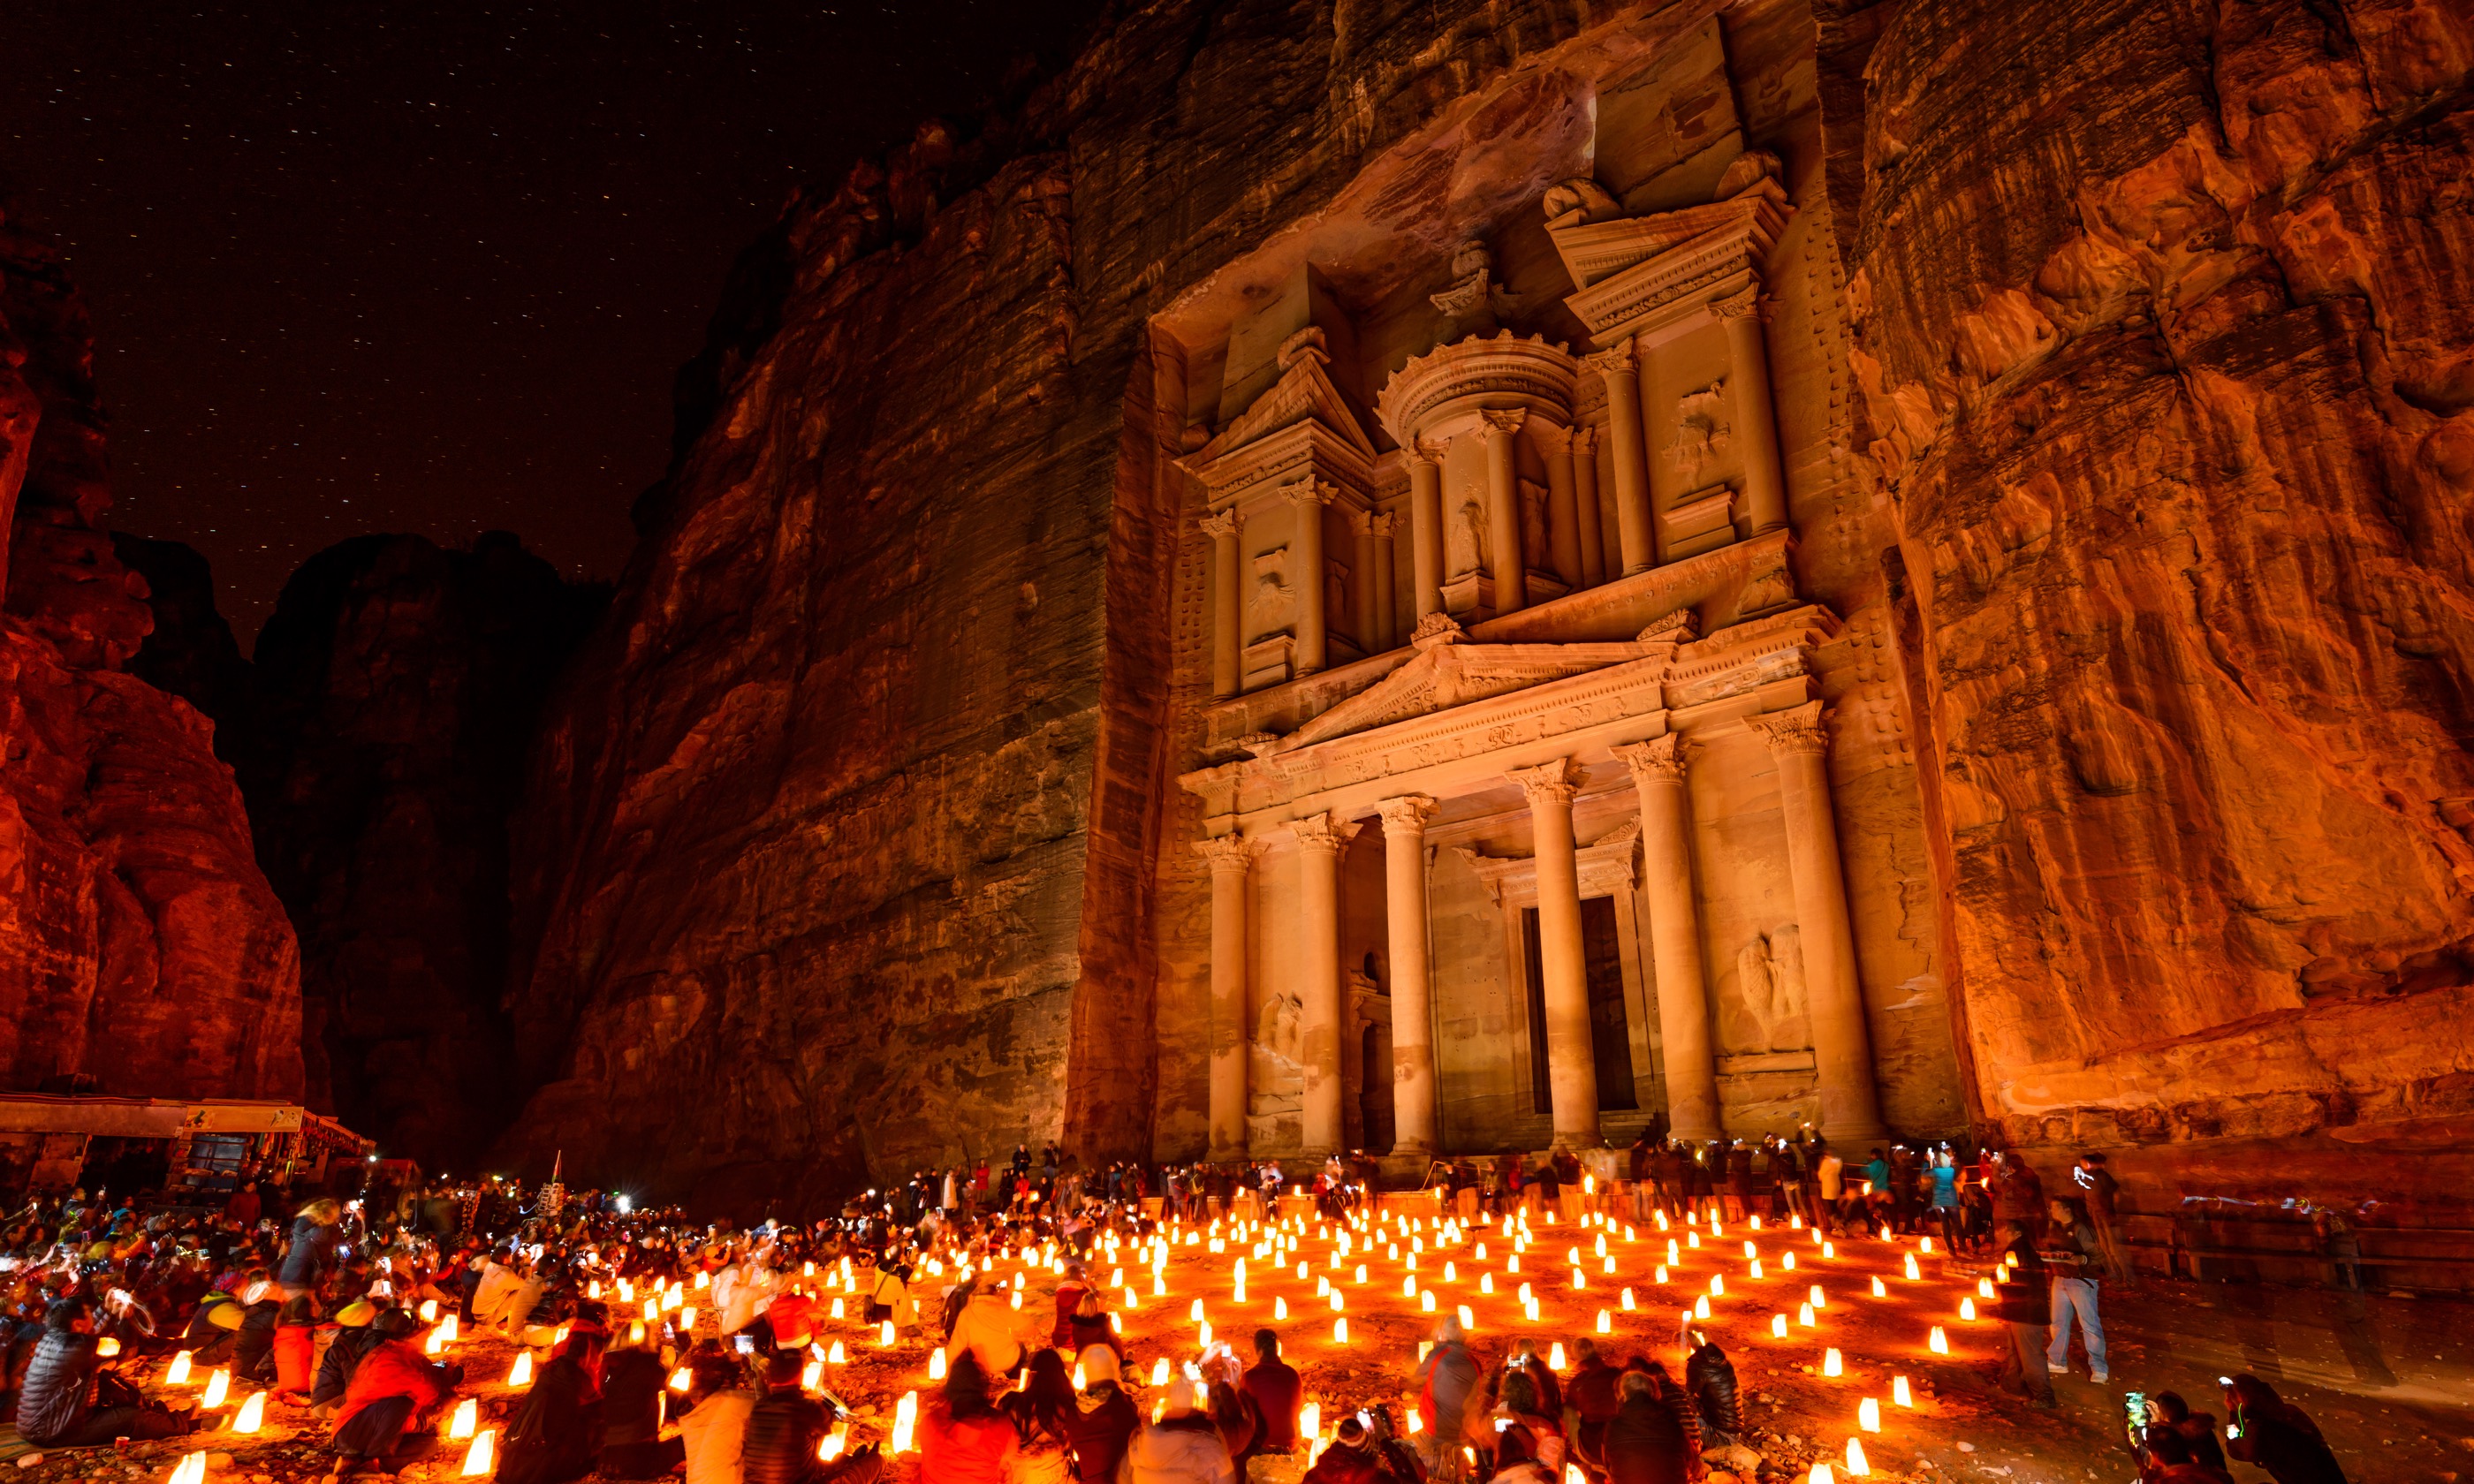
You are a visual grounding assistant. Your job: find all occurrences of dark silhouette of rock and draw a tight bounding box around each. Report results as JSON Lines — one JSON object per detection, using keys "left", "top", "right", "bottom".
{"left": 234, "top": 531, "right": 606, "bottom": 1170}
{"left": 114, "top": 533, "right": 250, "bottom": 738}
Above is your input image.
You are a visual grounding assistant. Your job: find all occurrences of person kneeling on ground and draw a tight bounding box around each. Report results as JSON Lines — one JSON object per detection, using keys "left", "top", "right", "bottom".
{"left": 309, "top": 1301, "right": 383, "bottom": 1420}
{"left": 18, "top": 1298, "right": 193, "bottom": 1448}
{"left": 329, "top": 1308, "right": 460, "bottom": 1479}
{"left": 743, "top": 1347, "right": 881, "bottom": 1484}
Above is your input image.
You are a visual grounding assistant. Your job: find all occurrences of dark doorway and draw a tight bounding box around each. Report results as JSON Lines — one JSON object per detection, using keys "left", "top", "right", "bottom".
{"left": 1360, "top": 1023, "right": 1395, "bottom": 1153}
{"left": 1582, "top": 896, "right": 1637, "bottom": 1109}
{"left": 1522, "top": 900, "right": 1638, "bottom": 1116}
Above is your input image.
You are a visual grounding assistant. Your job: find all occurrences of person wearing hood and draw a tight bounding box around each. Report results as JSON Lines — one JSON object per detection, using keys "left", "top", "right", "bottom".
{"left": 1121, "top": 1382, "right": 1235, "bottom": 1484}
{"left": 2220, "top": 1375, "right": 2347, "bottom": 1484}
{"left": 943, "top": 1278, "right": 1027, "bottom": 1380}
{"left": 311, "top": 1300, "right": 385, "bottom": 1416}
{"left": 330, "top": 1308, "right": 460, "bottom": 1473}
{"left": 1064, "top": 1346, "right": 1139, "bottom": 1484}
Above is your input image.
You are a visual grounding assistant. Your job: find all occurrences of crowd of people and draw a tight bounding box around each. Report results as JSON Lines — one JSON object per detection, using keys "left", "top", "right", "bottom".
{"left": 0, "top": 1147, "right": 2355, "bottom": 1484}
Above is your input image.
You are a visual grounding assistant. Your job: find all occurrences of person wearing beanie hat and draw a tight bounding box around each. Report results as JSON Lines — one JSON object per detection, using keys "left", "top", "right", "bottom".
{"left": 311, "top": 1309, "right": 394, "bottom": 1418}
{"left": 1302, "top": 1417, "right": 1380, "bottom": 1484}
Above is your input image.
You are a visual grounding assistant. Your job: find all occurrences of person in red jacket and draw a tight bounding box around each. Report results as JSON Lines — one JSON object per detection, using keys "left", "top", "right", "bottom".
{"left": 331, "top": 1311, "right": 459, "bottom": 1473}
{"left": 917, "top": 1353, "right": 1020, "bottom": 1484}
{"left": 1050, "top": 1264, "right": 1089, "bottom": 1349}
{"left": 272, "top": 1295, "right": 321, "bottom": 1401}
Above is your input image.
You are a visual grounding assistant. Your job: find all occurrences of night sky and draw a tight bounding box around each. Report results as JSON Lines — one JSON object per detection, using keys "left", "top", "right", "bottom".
{"left": 1, "top": 1, "right": 1102, "bottom": 643}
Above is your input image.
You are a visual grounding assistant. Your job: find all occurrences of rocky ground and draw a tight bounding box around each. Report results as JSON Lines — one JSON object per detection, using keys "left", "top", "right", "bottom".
{"left": 22, "top": 1214, "right": 2474, "bottom": 1484}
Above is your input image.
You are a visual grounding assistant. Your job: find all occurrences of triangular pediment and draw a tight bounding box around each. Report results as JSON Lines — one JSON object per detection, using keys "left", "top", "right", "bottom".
{"left": 1192, "top": 348, "right": 1377, "bottom": 466}
{"left": 1279, "top": 638, "right": 1654, "bottom": 752}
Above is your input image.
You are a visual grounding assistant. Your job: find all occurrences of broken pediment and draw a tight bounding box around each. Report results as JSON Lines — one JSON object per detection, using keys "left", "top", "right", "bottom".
{"left": 1188, "top": 335, "right": 1378, "bottom": 471}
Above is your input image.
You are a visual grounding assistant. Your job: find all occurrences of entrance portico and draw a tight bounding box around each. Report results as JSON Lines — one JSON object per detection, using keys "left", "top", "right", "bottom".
{"left": 1183, "top": 594, "right": 1890, "bottom": 1159}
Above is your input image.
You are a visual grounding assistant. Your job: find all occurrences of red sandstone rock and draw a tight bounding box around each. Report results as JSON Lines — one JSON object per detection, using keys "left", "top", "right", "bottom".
{"left": 1827, "top": 0, "right": 2474, "bottom": 1170}
{"left": 0, "top": 220, "right": 302, "bottom": 1102}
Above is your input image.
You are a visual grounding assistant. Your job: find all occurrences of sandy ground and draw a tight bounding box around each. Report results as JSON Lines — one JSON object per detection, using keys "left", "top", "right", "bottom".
{"left": 25, "top": 1209, "right": 2474, "bottom": 1484}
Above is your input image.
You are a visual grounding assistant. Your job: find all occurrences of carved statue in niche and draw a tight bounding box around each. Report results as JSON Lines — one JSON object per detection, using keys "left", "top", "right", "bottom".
{"left": 1251, "top": 988, "right": 1306, "bottom": 1108}
{"left": 1447, "top": 487, "right": 1486, "bottom": 579}
{"left": 1671, "top": 381, "right": 1732, "bottom": 485}
{"left": 1431, "top": 241, "right": 1521, "bottom": 337}
{"left": 1248, "top": 548, "right": 1294, "bottom": 635}
{"left": 1520, "top": 478, "right": 1549, "bottom": 569}
{"left": 1729, "top": 926, "right": 1811, "bottom": 1054}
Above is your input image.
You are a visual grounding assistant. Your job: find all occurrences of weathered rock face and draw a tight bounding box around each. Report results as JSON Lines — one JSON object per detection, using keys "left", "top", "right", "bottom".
{"left": 1827, "top": 0, "right": 2474, "bottom": 1192}
{"left": 114, "top": 534, "right": 250, "bottom": 734}
{"left": 0, "top": 220, "right": 302, "bottom": 1101}
{"left": 231, "top": 532, "right": 603, "bottom": 1169}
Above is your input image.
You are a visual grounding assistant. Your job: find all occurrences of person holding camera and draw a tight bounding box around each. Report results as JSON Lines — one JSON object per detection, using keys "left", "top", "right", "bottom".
{"left": 2220, "top": 1375, "right": 2348, "bottom": 1484}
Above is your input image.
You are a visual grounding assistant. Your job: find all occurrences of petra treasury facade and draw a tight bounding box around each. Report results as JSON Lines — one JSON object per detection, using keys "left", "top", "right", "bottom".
{"left": 1169, "top": 138, "right": 1942, "bottom": 1165}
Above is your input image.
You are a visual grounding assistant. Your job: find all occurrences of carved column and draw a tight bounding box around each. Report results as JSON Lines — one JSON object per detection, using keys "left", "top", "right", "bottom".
{"left": 1537, "top": 422, "right": 1582, "bottom": 590}
{"left": 1613, "top": 737, "right": 1722, "bottom": 1142}
{"left": 1588, "top": 340, "right": 1654, "bottom": 575}
{"left": 1286, "top": 478, "right": 1336, "bottom": 675}
{"left": 1348, "top": 509, "right": 1379, "bottom": 655}
{"left": 1507, "top": 759, "right": 1600, "bottom": 1147}
{"left": 1198, "top": 834, "right": 1259, "bottom": 1159}
{"left": 1571, "top": 427, "right": 1605, "bottom": 589}
{"left": 1370, "top": 511, "right": 1399, "bottom": 652}
{"left": 1290, "top": 811, "right": 1360, "bottom": 1158}
{"left": 1717, "top": 290, "right": 1788, "bottom": 537}
{"left": 1748, "top": 702, "right": 1886, "bottom": 1143}
{"left": 1203, "top": 510, "right": 1241, "bottom": 698}
{"left": 1407, "top": 445, "right": 1445, "bottom": 624}
{"left": 1480, "top": 410, "right": 1529, "bottom": 614}
{"left": 1377, "top": 795, "right": 1440, "bottom": 1155}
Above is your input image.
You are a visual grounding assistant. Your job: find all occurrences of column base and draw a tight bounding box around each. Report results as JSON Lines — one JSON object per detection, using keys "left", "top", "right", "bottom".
{"left": 1667, "top": 1122, "right": 1724, "bottom": 1144}
{"left": 1552, "top": 1130, "right": 1608, "bottom": 1150}
{"left": 1208, "top": 1145, "right": 1250, "bottom": 1162}
{"left": 1823, "top": 1123, "right": 1890, "bottom": 1147}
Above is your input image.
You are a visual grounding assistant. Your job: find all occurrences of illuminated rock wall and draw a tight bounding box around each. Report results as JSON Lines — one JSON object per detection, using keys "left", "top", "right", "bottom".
{"left": 1826, "top": 0, "right": 2474, "bottom": 1200}
{"left": 0, "top": 221, "right": 302, "bottom": 1104}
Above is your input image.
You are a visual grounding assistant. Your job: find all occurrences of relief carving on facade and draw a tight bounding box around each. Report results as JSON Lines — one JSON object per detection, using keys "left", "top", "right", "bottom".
{"left": 1670, "top": 381, "right": 1732, "bottom": 484}
{"left": 1249, "top": 548, "right": 1294, "bottom": 634}
{"left": 1731, "top": 924, "right": 1812, "bottom": 1055}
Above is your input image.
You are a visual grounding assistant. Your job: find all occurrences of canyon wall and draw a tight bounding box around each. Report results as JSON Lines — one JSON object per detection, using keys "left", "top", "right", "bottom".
{"left": 0, "top": 216, "right": 302, "bottom": 1102}
{"left": 1826, "top": 0, "right": 2474, "bottom": 1205}
{"left": 225, "top": 533, "right": 603, "bottom": 1170}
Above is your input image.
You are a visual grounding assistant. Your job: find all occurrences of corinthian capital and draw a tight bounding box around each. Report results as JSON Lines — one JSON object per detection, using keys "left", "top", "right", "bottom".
{"left": 1582, "top": 337, "right": 1637, "bottom": 378}
{"left": 1368, "top": 511, "right": 1400, "bottom": 540}
{"left": 1195, "top": 833, "right": 1261, "bottom": 873}
{"left": 1612, "top": 734, "right": 1690, "bottom": 785}
{"left": 1199, "top": 510, "right": 1239, "bottom": 541}
{"left": 1506, "top": 758, "right": 1579, "bottom": 809}
{"left": 1479, "top": 408, "right": 1529, "bottom": 437}
{"left": 1287, "top": 811, "right": 1362, "bottom": 855}
{"left": 1282, "top": 477, "right": 1339, "bottom": 508}
{"left": 1712, "top": 287, "right": 1770, "bottom": 322}
{"left": 1375, "top": 794, "right": 1439, "bottom": 837}
{"left": 1571, "top": 425, "right": 1597, "bottom": 457}
{"left": 1746, "top": 700, "right": 1830, "bottom": 757}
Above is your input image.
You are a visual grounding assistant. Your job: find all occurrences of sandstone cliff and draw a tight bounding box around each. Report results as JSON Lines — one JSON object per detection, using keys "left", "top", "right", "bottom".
{"left": 216, "top": 533, "right": 604, "bottom": 1170}
{"left": 1828, "top": 0, "right": 2474, "bottom": 1197}
{"left": 0, "top": 217, "right": 302, "bottom": 1102}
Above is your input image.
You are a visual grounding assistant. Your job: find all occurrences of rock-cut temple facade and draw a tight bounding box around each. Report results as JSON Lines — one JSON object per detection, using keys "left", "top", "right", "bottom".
{"left": 484, "top": 0, "right": 2474, "bottom": 1217}
{"left": 1170, "top": 142, "right": 1952, "bottom": 1163}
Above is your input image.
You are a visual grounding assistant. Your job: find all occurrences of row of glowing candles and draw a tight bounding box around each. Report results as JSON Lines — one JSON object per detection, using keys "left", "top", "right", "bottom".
{"left": 157, "top": 1200, "right": 2011, "bottom": 1482}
